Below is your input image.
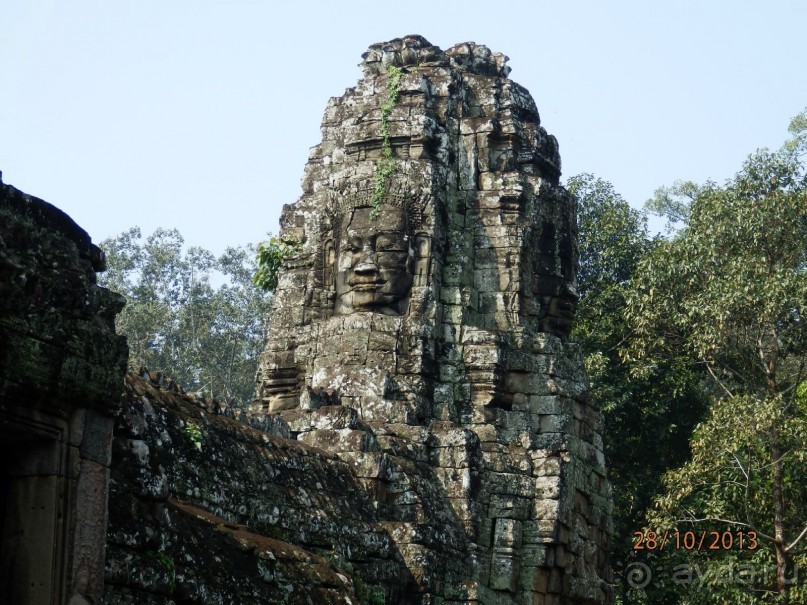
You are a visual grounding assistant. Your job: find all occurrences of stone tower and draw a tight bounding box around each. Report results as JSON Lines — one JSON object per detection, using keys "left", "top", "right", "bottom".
{"left": 254, "top": 36, "right": 611, "bottom": 605}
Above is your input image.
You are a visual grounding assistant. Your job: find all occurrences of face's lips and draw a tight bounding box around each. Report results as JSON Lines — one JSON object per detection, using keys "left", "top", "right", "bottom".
{"left": 349, "top": 277, "right": 385, "bottom": 288}
{"left": 352, "top": 284, "right": 383, "bottom": 292}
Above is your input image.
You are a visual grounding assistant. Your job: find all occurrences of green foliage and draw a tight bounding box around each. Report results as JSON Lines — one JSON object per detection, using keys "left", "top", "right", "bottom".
{"left": 645, "top": 180, "right": 701, "bottom": 232}
{"left": 570, "top": 173, "right": 650, "bottom": 310}
{"left": 645, "top": 394, "right": 807, "bottom": 604}
{"left": 785, "top": 109, "right": 807, "bottom": 154}
{"left": 568, "top": 174, "right": 711, "bottom": 603}
{"left": 253, "top": 235, "right": 300, "bottom": 292}
{"left": 354, "top": 575, "right": 385, "bottom": 605}
{"left": 182, "top": 421, "right": 203, "bottom": 451}
{"left": 146, "top": 549, "right": 176, "bottom": 594}
{"left": 371, "top": 64, "right": 404, "bottom": 220}
{"left": 652, "top": 395, "right": 806, "bottom": 526}
{"left": 98, "top": 227, "right": 272, "bottom": 405}
{"left": 627, "top": 123, "right": 807, "bottom": 393}
{"left": 625, "top": 111, "right": 807, "bottom": 603}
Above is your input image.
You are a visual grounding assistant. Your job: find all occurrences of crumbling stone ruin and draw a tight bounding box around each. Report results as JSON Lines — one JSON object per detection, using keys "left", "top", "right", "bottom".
{"left": 253, "top": 36, "right": 612, "bottom": 604}
{"left": 0, "top": 35, "right": 612, "bottom": 605}
{"left": 105, "top": 369, "right": 403, "bottom": 604}
{"left": 0, "top": 174, "right": 128, "bottom": 605}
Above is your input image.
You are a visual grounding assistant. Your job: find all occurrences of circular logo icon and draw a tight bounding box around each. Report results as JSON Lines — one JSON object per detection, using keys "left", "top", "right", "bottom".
{"left": 626, "top": 562, "right": 652, "bottom": 589}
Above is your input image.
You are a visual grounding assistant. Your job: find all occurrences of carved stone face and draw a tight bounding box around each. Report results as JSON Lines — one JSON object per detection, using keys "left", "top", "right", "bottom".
{"left": 334, "top": 205, "right": 414, "bottom": 315}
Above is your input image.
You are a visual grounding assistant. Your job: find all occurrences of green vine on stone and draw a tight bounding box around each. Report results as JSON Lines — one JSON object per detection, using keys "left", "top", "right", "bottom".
{"left": 354, "top": 574, "right": 385, "bottom": 605}
{"left": 371, "top": 65, "right": 404, "bottom": 220}
{"left": 147, "top": 549, "right": 176, "bottom": 593}
{"left": 182, "top": 421, "right": 203, "bottom": 451}
{"left": 253, "top": 236, "right": 301, "bottom": 292}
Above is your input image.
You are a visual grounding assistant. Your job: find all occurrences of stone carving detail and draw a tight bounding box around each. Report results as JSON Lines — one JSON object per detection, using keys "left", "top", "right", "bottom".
{"left": 253, "top": 36, "right": 612, "bottom": 604}
{"left": 329, "top": 182, "right": 430, "bottom": 316}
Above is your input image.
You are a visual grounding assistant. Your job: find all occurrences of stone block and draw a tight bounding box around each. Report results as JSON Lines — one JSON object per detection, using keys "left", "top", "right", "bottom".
{"left": 463, "top": 345, "right": 501, "bottom": 369}
{"left": 368, "top": 330, "right": 398, "bottom": 352}
{"left": 440, "top": 286, "right": 463, "bottom": 305}
{"left": 533, "top": 432, "right": 565, "bottom": 450}
{"left": 269, "top": 394, "right": 300, "bottom": 413}
{"left": 493, "top": 518, "right": 523, "bottom": 550}
{"left": 540, "top": 414, "right": 571, "bottom": 434}
{"left": 433, "top": 467, "right": 476, "bottom": 498}
{"left": 526, "top": 396, "right": 563, "bottom": 414}
{"left": 488, "top": 494, "right": 531, "bottom": 520}
{"left": 442, "top": 304, "right": 465, "bottom": 325}
{"left": 439, "top": 363, "right": 462, "bottom": 382}
{"left": 488, "top": 471, "right": 536, "bottom": 498}
{"left": 533, "top": 498, "right": 560, "bottom": 521}
{"left": 489, "top": 551, "right": 519, "bottom": 592}
{"left": 535, "top": 476, "right": 561, "bottom": 500}
{"left": 453, "top": 382, "right": 472, "bottom": 403}
{"left": 518, "top": 565, "right": 550, "bottom": 595}
{"left": 523, "top": 519, "right": 560, "bottom": 544}
{"left": 79, "top": 409, "right": 115, "bottom": 465}
{"left": 297, "top": 428, "right": 378, "bottom": 452}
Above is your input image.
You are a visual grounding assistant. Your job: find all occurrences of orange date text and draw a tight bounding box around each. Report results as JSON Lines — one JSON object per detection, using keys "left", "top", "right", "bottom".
{"left": 632, "top": 530, "right": 758, "bottom": 551}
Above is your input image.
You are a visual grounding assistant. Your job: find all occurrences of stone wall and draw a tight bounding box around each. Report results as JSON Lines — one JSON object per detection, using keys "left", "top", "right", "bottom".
{"left": 104, "top": 367, "right": 609, "bottom": 604}
{"left": 0, "top": 174, "right": 128, "bottom": 605}
{"left": 104, "top": 370, "right": 404, "bottom": 604}
{"left": 253, "top": 37, "right": 613, "bottom": 604}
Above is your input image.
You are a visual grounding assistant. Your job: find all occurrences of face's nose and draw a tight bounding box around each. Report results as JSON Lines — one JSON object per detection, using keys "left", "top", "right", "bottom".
{"left": 354, "top": 245, "right": 377, "bottom": 275}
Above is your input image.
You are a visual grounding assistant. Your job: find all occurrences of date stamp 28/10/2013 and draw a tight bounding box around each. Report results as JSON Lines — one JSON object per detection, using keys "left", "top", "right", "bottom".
{"left": 633, "top": 529, "right": 759, "bottom": 551}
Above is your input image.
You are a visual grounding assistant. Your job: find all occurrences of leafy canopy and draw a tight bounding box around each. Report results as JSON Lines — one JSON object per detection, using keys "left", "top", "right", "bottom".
{"left": 99, "top": 227, "right": 272, "bottom": 405}
{"left": 626, "top": 110, "right": 807, "bottom": 603}
{"left": 568, "top": 174, "right": 710, "bottom": 605}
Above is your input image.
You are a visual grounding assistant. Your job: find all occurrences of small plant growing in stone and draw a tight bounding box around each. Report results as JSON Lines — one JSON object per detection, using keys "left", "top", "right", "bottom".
{"left": 371, "top": 64, "right": 404, "bottom": 220}
{"left": 354, "top": 575, "right": 385, "bottom": 605}
{"left": 146, "top": 549, "right": 176, "bottom": 593}
{"left": 253, "top": 236, "right": 301, "bottom": 292}
{"left": 182, "top": 421, "right": 203, "bottom": 451}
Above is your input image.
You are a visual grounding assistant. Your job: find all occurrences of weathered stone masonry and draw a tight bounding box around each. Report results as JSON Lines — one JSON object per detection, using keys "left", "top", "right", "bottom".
{"left": 0, "top": 173, "right": 128, "bottom": 605}
{"left": 104, "top": 370, "right": 405, "bottom": 604}
{"left": 253, "top": 36, "right": 612, "bottom": 604}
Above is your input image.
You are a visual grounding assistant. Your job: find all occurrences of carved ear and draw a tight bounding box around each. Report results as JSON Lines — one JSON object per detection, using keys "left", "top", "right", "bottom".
{"left": 413, "top": 233, "right": 431, "bottom": 287}
{"left": 323, "top": 239, "right": 335, "bottom": 290}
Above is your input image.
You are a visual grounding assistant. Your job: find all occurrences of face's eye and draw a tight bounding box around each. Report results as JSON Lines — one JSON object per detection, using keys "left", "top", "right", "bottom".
{"left": 348, "top": 236, "right": 363, "bottom": 253}
{"left": 375, "top": 234, "right": 405, "bottom": 252}
{"left": 376, "top": 251, "right": 408, "bottom": 268}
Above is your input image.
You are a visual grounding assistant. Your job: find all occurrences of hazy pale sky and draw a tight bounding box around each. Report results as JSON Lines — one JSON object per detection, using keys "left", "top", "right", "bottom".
{"left": 2, "top": 1, "right": 805, "bottom": 254}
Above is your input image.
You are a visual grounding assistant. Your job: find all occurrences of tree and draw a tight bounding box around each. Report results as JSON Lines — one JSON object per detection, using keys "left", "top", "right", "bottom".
{"left": 98, "top": 227, "right": 273, "bottom": 406}
{"left": 568, "top": 175, "right": 711, "bottom": 603}
{"left": 626, "top": 111, "right": 807, "bottom": 603}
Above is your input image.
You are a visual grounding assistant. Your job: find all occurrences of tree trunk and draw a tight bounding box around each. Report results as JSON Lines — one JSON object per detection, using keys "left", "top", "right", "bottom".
{"left": 771, "top": 439, "right": 789, "bottom": 603}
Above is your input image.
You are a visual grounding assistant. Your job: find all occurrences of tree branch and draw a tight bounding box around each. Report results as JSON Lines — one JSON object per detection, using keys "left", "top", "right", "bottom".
{"left": 704, "top": 360, "right": 734, "bottom": 398}
{"left": 785, "top": 526, "right": 807, "bottom": 552}
{"left": 727, "top": 450, "right": 749, "bottom": 480}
